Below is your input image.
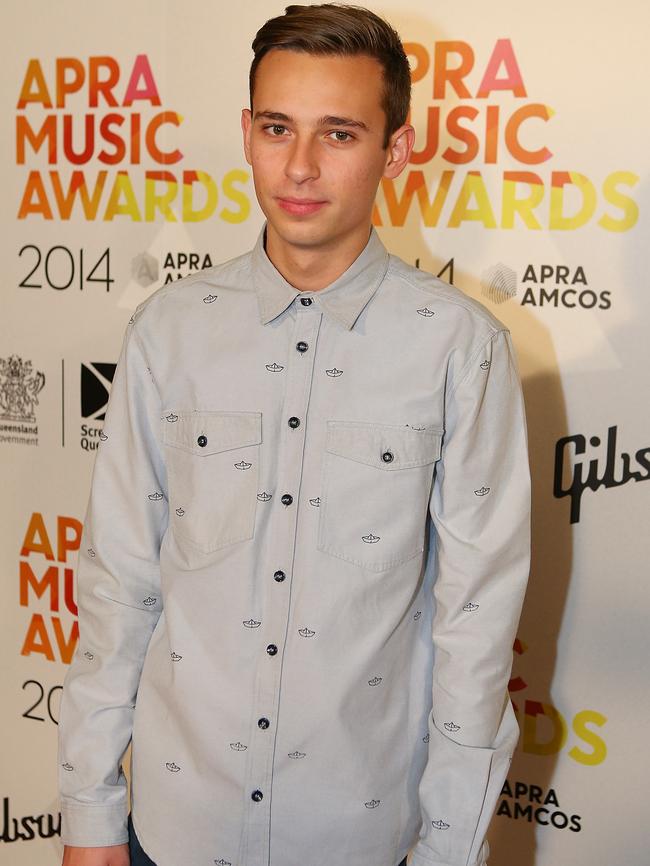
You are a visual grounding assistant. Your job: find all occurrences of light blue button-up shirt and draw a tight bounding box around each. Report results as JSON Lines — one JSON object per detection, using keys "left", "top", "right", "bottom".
{"left": 58, "top": 225, "right": 531, "bottom": 866}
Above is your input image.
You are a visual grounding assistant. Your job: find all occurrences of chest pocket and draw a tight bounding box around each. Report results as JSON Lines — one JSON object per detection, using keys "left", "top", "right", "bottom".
{"left": 161, "top": 410, "right": 262, "bottom": 554}
{"left": 317, "top": 420, "right": 442, "bottom": 572}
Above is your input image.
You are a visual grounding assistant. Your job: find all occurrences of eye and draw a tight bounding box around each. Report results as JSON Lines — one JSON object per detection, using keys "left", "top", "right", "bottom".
{"left": 267, "top": 124, "right": 287, "bottom": 136}
{"left": 328, "top": 130, "right": 353, "bottom": 143}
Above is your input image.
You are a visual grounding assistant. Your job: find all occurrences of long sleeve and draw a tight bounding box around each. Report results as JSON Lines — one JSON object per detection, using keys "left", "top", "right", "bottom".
{"left": 57, "top": 311, "right": 168, "bottom": 846}
{"left": 410, "top": 328, "right": 531, "bottom": 866}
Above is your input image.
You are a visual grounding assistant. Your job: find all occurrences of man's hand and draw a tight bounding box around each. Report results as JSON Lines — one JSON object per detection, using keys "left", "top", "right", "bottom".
{"left": 62, "top": 844, "right": 130, "bottom": 866}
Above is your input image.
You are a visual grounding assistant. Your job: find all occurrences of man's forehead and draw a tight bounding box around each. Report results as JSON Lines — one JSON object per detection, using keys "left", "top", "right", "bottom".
{"left": 252, "top": 51, "right": 384, "bottom": 122}
{"left": 254, "top": 50, "right": 383, "bottom": 91}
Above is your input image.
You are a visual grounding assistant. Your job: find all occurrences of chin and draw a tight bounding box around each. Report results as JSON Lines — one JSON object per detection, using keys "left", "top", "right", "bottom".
{"left": 270, "top": 215, "right": 336, "bottom": 249}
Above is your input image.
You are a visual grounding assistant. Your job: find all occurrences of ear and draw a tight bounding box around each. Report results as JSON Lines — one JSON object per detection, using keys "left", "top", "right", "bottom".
{"left": 383, "top": 123, "right": 415, "bottom": 179}
{"left": 241, "top": 108, "right": 253, "bottom": 166}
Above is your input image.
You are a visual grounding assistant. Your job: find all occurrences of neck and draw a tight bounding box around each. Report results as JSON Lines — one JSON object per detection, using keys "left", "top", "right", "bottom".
{"left": 264, "top": 223, "right": 371, "bottom": 292}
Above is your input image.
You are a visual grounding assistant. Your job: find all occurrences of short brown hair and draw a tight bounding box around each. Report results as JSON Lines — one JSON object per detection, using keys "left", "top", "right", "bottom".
{"left": 249, "top": 3, "right": 411, "bottom": 148}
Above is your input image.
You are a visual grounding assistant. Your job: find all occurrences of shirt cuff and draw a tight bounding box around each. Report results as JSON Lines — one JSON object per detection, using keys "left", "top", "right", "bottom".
{"left": 408, "top": 838, "right": 489, "bottom": 866}
{"left": 60, "top": 802, "right": 128, "bottom": 847}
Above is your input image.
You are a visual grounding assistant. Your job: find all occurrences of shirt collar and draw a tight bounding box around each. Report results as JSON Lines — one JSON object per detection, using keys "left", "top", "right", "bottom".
{"left": 252, "top": 223, "right": 390, "bottom": 331}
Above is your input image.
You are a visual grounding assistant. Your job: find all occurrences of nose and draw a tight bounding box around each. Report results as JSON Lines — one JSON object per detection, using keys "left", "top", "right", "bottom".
{"left": 284, "top": 135, "right": 320, "bottom": 184}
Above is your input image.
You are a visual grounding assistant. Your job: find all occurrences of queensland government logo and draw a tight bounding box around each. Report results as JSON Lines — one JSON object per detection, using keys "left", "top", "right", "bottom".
{"left": 481, "top": 262, "right": 611, "bottom": 309}
{"left": 0, "top": 354, "right": 45, "bottom": 446}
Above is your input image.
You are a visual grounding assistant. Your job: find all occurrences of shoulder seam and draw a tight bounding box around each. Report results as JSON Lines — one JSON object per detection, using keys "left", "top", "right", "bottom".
{"left": 448, "top": 327, "right": 509, "bottom": 398}
{"left": 387, "top": 259, "right": 501, "bottom": 326}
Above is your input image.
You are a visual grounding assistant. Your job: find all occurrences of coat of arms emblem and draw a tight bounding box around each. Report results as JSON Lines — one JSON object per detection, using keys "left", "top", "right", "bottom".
{"left": 0, "top": 355, "right": 45, "bottom": 421}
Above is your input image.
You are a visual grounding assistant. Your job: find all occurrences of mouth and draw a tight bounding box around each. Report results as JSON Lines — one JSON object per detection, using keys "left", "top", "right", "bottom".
{"left": 275, "top": 196, "right": 328, "bottom": 216}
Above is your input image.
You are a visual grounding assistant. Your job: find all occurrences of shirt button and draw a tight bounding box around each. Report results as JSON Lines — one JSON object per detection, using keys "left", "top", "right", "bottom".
{"left": 288, "top": 416, "right": 300, "bottom": 429}
{"left": 300, "top": 297, "right": 312, "bottom": 306}
{"left": 296, "top": 341, "right": 308, "bottom": 353}
{"left": 251, "top": 790, "right": 264, "bottom": 802}
{"left": 381, "top": 450, "right": 394, "bottom": 463}
{"left": 197, "top": 435, "right": 208, "bottom": 447}
{"left": 258, "top": 717, "right": 270, "bottom": 729}
{"left": 274, "top": 570, "right": 286, "bottom": 582}
{"left": 281, "top": 493, "right": 293, "bottom": 506}
{"left": 266, "top": 644, "right": 278, "bottom": 655}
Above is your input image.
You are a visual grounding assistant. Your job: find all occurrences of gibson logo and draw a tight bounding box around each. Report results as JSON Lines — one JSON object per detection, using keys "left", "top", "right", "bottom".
{"left": 554, "top": 426, "right": 650, "bottom": 523}
{"left": 0, "top": 797, "right": 60, "bottom": 843}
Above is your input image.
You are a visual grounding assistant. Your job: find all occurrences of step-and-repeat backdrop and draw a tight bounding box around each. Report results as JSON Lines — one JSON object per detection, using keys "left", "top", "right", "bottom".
{"left": 1, "top": 0, "right": 648, "bottom": 863}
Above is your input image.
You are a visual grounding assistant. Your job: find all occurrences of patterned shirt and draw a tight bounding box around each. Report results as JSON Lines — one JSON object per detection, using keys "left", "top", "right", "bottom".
{"left": 58, "top": 225, "right": 531, "bottom": 866}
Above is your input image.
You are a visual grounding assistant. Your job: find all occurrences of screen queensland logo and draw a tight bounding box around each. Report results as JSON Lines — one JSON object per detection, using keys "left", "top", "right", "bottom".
{"left": 16, "top": 55, "right": 250, "bottom": 223}
{"left": 373, "top": 38, "right": 639, "bottom": 232}
{"left": 79, "top": 361, "right": 116, "bottom": 451}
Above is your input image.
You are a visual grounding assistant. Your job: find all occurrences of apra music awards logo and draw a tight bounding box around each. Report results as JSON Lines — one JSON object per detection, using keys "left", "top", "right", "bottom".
{"left": 16, "top": 55, "right": 250, "bottom": 223}
{"left": 0, "top": 355, "right": 45, "bottom": 446}
{"left": 373, "top": 39, "right": 639, "bottom": 232}
{"left": 19, "top": 513, "right": 80, "bottom": 664}
{"left": 509, "top": 637, "right": 607, "bottom": 767}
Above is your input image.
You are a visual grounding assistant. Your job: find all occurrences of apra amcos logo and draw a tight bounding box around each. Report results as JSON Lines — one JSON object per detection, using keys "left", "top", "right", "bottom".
{"left": 372, "top": 38, "right": 638, "bottom": 232}
{"left": 509, "top": 638, "right": 607, "bottom": 766}
{"left": 481, "top": 262, "right": 611, "bottom": 309}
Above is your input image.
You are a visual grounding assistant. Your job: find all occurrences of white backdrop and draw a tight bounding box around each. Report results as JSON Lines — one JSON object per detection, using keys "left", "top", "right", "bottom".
{"left": 1, "top": 1, "right": 649, "bottom": 864}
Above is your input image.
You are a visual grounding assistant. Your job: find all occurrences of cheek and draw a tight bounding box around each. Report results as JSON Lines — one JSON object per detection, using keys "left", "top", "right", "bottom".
{"left": 250, "top": 150, "right": 282, "bottom": 191}
{"left": 335, "top": 158, "right": 383, "bottom": 199}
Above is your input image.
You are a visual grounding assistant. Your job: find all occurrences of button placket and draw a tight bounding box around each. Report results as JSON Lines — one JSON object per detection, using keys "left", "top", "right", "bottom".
{"left": 242, "top": 307, "right": 323, "bottom": 864}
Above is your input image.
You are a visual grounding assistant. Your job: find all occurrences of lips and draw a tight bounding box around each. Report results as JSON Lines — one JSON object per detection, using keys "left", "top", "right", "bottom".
{"left": 276, "top": 197, "right": 328, "bottom": 216}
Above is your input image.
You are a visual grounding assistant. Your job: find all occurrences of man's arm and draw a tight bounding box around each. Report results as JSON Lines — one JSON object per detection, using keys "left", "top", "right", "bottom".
{"left": 410, "top": 327, "right": 531, "bottom": 866}
{"left": 57, "top": 310, "right": 167, "bottom": 852}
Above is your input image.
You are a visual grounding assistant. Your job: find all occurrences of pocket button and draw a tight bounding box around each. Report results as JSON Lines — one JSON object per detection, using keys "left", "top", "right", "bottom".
{"left": 381, "top": 450, "right": 394, "bottom": 463}
{"left": 197, "top": 435, "right": 208, "bottom": 447}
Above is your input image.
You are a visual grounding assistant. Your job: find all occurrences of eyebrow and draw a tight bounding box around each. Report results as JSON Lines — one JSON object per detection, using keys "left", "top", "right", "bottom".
{"left": 254, "top": 110, "right": 369, "bottom": 132}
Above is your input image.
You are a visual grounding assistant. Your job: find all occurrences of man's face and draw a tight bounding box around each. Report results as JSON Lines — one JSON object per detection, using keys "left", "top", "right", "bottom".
{"left": 242, "top": 50, "right": 409, "bottom": 255}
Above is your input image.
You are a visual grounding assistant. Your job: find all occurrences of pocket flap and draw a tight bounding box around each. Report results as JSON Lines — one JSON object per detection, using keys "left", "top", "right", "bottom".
{"left": 326, "top": 420, "right": 442, "bottom": 470}
{"left": 161, "top": 410, "right": 262, "bottom": 456}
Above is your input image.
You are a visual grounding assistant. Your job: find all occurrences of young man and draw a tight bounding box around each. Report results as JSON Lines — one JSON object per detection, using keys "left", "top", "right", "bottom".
{"left": 58, "top": 5, "right": 531, "bottom": 866}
